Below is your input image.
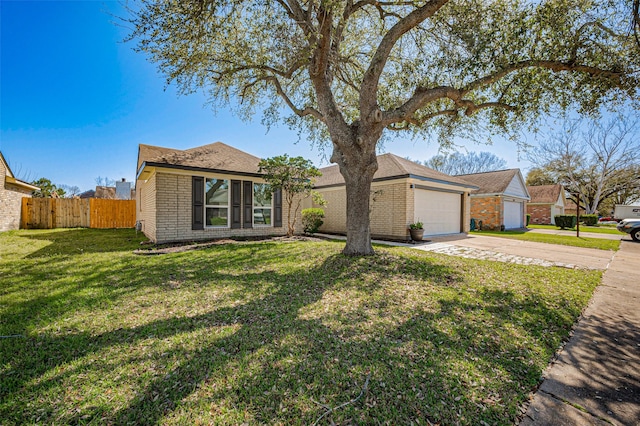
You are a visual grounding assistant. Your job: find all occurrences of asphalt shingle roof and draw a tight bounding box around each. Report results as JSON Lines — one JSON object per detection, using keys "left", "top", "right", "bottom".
{"left": 137, "top": 142, "right": 262, "bottom": 175}
{"left": 314, "top": 153, "right": 477, "bottom": 188}
{"left": 455, "top": 169, "right": 520, "bottom": 195}
{"left": 527, "top": 184, "right": 565, "bottom": 204}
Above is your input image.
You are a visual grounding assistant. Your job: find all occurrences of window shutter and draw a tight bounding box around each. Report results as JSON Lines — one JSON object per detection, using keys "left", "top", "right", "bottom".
{"left": 274, "top": 188, "right": 282, "bottom": 228}
{"left": 192, "top": 176, "right": 204, "bottom": 230}
{"left": 231, "top": 180, "right": 241, "bottom": 229}
{"left": 243, "top": 180, "right": 253, "bottom": 228}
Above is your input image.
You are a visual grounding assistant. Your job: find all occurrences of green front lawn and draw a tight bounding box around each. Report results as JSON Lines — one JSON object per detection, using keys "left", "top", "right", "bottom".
{"left": 474, "top": 229, "right": 619, "bottom": 251}
{"left": 1, "top": 229, "right": 601, "bottom": 425}
{"left": 527, "top": 224, "right": 621, "bottom": 235}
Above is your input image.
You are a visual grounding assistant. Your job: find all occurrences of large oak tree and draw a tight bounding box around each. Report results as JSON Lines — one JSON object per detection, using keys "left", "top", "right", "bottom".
{"left": 127, "top": 0, "right": 639, "bottom": 255}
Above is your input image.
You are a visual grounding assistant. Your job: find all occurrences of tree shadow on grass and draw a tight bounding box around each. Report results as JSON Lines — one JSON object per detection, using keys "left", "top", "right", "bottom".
{"left": 1, "top": 250, "right": 461, "bottom": 424}
{"left": 2, "top": 244, "right": 588, "bottom": 425}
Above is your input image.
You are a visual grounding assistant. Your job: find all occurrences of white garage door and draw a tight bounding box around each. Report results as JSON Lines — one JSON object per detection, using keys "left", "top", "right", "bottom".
{"left": 414, "top": 190, "right": 462, "bottom": 236}
{"left": 504, "top": 201, "right": 524, "bottom": 229}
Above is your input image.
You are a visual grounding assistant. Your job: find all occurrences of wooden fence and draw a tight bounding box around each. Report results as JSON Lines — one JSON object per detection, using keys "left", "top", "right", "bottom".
{"left": 21, "top": 198, "right": 136, "bottom": 229}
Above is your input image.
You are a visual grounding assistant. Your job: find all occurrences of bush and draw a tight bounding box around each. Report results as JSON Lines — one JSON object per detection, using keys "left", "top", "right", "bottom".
{"left": 581, "top": 214, "right": 598, "bottom": 226}
{"left": 302, "top": 208, "right": 325, "bottom": 234}
{"left": 526, "top": 214, "right": 531, "bottom": 226}
{"left": 555, "top": 215, "right": 577, "bottom": 229}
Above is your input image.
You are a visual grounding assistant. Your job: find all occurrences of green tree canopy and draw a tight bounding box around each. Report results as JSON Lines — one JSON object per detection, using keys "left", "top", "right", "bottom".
{"left": 258, "top": 154, "right": 322, "bottom": 236}
{"left": 128, "top": 0, "right": 639, "bottom": 255}
{"left": 525, "top": 168, "right": 557, "bottom": 186}
{"left": 31, "top": 178, "right": 66, "bottom": 198}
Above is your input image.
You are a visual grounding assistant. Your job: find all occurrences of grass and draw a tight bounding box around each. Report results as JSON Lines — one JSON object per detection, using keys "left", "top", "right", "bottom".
{"left": 473, "top": 229, "right": 620, "bottom": 251}
{"left": 527, "top": 224, "right": 621, "bottom": 235}
{"left": 0, "top": 229, "right": 602, "bottom": 425}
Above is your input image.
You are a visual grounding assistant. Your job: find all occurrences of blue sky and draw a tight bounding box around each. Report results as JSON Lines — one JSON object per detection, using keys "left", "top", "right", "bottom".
{"left": 1, "top": 0, "right": 532, "bottom": 192}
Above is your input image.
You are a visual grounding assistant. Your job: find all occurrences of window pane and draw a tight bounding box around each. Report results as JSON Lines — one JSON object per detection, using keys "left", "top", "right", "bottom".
{"left": 254, "top": 208, "right": 271, "bottom": 225}
{"left": 253, "top": 183, "right": 272, "bottom": 207}
{"left": 206, "top": 179, "right": 229, "bottom": 206}
{"left": 206, "top": 207, "right": 228, "bottom": 226}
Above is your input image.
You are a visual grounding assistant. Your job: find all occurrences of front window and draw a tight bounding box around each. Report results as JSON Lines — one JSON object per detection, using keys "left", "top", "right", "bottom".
{"left": 205, "top": 178, "right": 229, "bottom": 227}
{"left": 253, "top": 183, "right": 272, "bottom": 225}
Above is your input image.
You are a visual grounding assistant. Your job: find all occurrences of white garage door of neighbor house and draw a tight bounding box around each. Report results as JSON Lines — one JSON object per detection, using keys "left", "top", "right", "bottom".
{"left": 504, "top": 201, "right": 523, "bottom": 229}
{"left": 414, "top": 189, "right": 461, "bottom": 235}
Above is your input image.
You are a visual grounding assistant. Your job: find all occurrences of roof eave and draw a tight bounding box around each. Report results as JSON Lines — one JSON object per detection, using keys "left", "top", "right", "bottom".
{"left": 137, "top": 162, "right": 264, "bottom": 180}
{"left": 5, "top": 176, "right": 40, "bottom": 191}
{"left": 315, "top": 173, "right": 479, "bottom": 190}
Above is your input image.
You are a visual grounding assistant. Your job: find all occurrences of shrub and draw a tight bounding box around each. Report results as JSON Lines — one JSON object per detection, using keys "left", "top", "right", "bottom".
{"left": 302, "top": 208, "right": 325, "bottom": 234}
{"left": 526, "top": 214, "right": 531, "bottom": 226}
{"left": 581, "top": 214, "right": 598, "bottom": 226}
{"left": 555, "top": 215, "right": 577, "bottom": 229}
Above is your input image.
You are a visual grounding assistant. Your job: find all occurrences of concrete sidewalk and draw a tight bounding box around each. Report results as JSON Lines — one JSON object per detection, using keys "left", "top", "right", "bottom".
{"left": 526, "top": 228, "right": 623, "bottom": 241}
{"left": 520, "top": 239, "right": 640, "bottom": 425}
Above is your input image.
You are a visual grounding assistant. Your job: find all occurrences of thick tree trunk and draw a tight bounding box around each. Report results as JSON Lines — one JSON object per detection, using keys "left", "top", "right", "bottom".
{"left": 332, "top": 139, "right": 379, "bottom": 256}
{"left": 342, "top": 171, "right": 375, "bottom": 255}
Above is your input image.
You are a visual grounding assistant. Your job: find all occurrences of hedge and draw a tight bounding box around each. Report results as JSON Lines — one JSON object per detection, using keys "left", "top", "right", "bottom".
{"left": 581, "top": 214, "right": 598, "bottom": 226}
{"left": 554, "top": 215, "right": 577, "bottom": 229}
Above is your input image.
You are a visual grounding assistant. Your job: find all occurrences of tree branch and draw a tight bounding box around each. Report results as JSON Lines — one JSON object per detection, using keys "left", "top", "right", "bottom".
{"left": 360, "top": 0, "right": 450, "bottom": 118}
{"left": 242, "top": 75, "right": 324, "bottom": 122}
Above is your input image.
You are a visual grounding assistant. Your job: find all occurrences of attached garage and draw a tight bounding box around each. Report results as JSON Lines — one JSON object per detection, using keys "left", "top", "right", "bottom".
{"left": 414, "top": 188, "right": 462, "bottom": 235}
{"left": 456, "top": 169, "right": 530, "bottom": 231}
{"left": 313, "top": 154, "right": 478, "bottom": 240}
{"left": 503, "top": 200, "right": 524, "bottom": 229}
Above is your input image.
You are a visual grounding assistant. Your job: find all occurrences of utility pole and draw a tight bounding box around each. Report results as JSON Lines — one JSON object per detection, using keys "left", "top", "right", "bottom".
{"left": 575, "top": 193, "right": 580, "bottom": 238}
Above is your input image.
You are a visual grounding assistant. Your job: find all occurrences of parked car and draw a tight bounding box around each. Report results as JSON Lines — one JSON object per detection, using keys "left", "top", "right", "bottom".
{"left": 616, "top": 218, "right": 640, "bottom": 242}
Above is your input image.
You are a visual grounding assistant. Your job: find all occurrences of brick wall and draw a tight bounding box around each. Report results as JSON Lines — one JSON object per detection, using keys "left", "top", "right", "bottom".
{"left": 370, "top": 181, "right": 410, "bottom": 239}
{"left": 316, "top": 181, "right": 411, "bottom": 240}
{"left": 136, "top": 173, "right": 157, "bottom": 241}
{"left": 527, "top": 204, "right": 552, "bottom": 225}
{"left": 146, "top": 171, "right": 300, "bottom": 243}
{"left": 469, "top": 196, "right": 502, "bottom": 230}
{"left": 0, "top": 162, "right": 32, "bottom": 232}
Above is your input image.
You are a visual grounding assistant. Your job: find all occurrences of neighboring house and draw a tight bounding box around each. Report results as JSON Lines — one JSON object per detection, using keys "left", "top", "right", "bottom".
{"left": 79, "top": 189, "right": 96, "bottom": 199}
{"left": 526, "top": 184, "right": 566, "bottom": 225}
{"left": 136, "top": 142, "right": 288, "bottom": 243}
{"left": 0, "top": 151, "right": 40, "bottom": 231}
{"left": 457, "top": 169, "right": 530, "bottom": 230}
{"left": 313, "top": 154, "right": 478, "bottom": 240}
{"left": 95, "top": 186, "right": 117, "bottom": 199}
{"left": 94, "top": 181, "right": 135, "bottom": 200}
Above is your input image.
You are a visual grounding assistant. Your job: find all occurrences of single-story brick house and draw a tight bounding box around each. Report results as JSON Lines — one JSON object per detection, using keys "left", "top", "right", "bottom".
{"left": 526, "top": 184, "right": 566, "bottom": 225}
{"left": 456, "top": 169, "right": 530, "bottom": 230}
{"left": 136, "top": 142, "right": 291, "bottom": 243}
{"left": 313, "top": 154, "right": 479, "bottom": 240}
{"left": 0, "top": 151, "right": 40, "bottom": 231}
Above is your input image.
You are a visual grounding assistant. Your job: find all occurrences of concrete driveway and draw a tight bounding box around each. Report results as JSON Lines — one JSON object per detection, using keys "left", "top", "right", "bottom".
{"left": 420, "top": 233, "right": 616, "bottom": 270}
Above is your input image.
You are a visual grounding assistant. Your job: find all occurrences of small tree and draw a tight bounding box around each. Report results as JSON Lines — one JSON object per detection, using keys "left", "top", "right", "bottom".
{"left": 31, "top": 178, "right": 65, "bottom": 198}
{"left": 259, "top": 155, "right": 322, "bottom": 237}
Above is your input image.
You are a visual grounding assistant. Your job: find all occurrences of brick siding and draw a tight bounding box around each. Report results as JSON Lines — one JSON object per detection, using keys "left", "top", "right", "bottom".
{"left": 527, "top": 204, "right": 552, "bottom": 225}
{"left": 1, "top": 161, "right": 33, "bottom": 231}
{"left": 469, "top": 196, "right": 502, "bottom": 230}
{"left": 138, "top": 171, "right": 302, "bottom": 243}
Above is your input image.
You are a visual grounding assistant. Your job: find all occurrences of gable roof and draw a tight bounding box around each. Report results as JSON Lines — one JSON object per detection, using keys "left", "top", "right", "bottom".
{"left": 456, "top": 169, "right": 528, "bottom": 198}
{"left": 137, "top": 142, "right": 263, "bottom": 178}
{"left": 315, "top": 153, "right": 478, "bottom": 189}
{"left": 0, "top": 150, "right": 40, "bottom": 191}
{"left": 527, "top": 184, "right": 565, "bottom": 204}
